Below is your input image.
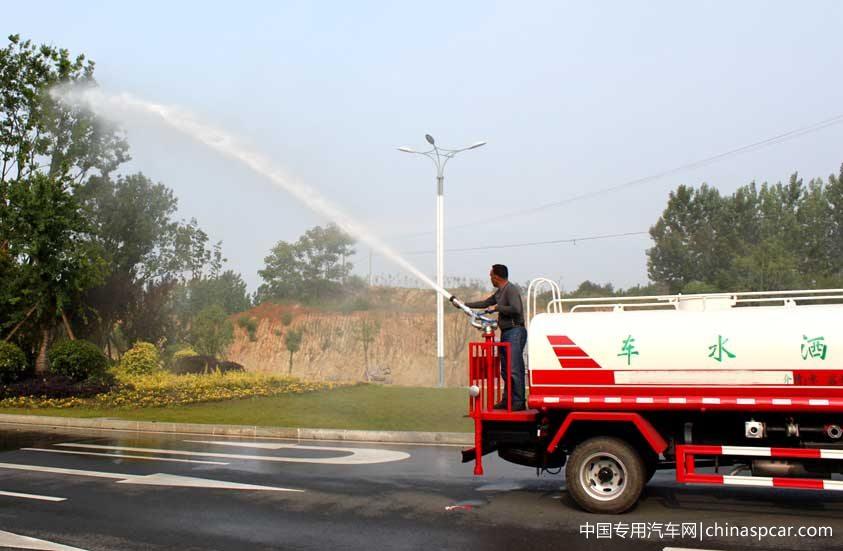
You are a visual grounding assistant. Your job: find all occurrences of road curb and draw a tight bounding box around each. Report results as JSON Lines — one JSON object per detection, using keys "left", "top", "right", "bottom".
{"left": 0, "top": 413, "right": 473, "bottom": 446}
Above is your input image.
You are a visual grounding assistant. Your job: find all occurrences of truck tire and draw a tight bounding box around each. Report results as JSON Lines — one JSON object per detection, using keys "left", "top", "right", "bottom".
{"left": 565, "top": 436, "right": 645, "bottom": 514}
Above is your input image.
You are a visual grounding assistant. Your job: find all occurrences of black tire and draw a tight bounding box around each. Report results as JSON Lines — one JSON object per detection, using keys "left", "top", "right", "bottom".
{"left": 565, "top": 436, "right": 645, "bottom": 514}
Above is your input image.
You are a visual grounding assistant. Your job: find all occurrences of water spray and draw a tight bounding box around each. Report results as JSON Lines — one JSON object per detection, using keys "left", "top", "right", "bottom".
{"left": 51, "top": 85, "right": 500, "bottom": 334}
{"left": 51, "top": 87, "right": 464, "bottom": 296}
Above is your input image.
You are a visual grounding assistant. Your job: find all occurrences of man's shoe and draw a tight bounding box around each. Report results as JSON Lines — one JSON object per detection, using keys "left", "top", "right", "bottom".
{"left": 492, "top": 401, "right": 507, "bottom": 410}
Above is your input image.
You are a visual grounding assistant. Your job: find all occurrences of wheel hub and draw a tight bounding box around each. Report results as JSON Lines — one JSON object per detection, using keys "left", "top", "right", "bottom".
{"left": 580, "top": 452, "right": 628, "bottom": 501}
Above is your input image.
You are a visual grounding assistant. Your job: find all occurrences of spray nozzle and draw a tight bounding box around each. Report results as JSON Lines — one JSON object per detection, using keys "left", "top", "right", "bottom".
{"left": 449, "top": 296, "right": 498, "bottom": 332}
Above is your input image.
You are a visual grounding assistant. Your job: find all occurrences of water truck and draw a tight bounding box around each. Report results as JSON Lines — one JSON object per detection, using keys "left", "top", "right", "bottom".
{"left": 453, "top": 281, "right": 843, "bottom": 513}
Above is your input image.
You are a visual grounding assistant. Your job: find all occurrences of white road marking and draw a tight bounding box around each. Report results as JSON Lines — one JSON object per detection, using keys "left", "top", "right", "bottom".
{"left": 184, "top": 441, "right": 293, "bottom": 450}
{"left": 0, "top": 462, "right": 301, "bottom": 492}
{"left": 58, "top": 442, "right": 410, "bottom": 465}
{"left": 0, "top": 530, "right": 88, "bottom": 550}
{"left": 22, "top": 448, "right": 229, "bottom": 465}
{"left": 0, "top": 491, "right": 65, "bottom": 502}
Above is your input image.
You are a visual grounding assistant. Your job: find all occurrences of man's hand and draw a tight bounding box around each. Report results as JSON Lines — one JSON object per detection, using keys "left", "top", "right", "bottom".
{"left": 486, "top": 304, "right": 497, "bottom": 312}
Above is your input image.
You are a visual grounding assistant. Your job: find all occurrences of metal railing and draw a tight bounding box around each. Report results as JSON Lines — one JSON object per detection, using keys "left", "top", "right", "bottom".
{"left": 469, "top": 340, "right": 512, "bottom": 413}
{"left": 525, "top": 277, "right": 561, "bottom": 327}
{"left": 526, "top": 283, "right": 843, "bottom": 316}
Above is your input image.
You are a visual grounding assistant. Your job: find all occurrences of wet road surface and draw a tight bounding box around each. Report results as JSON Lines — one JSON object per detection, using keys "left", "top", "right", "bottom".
{"left": 0, "top": 425, "right": 840, "bottom": 550}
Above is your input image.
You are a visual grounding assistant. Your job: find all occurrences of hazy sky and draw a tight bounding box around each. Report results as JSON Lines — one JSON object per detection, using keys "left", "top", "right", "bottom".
{"left": 7, "top": 1, "right": 843, "bottom": 292}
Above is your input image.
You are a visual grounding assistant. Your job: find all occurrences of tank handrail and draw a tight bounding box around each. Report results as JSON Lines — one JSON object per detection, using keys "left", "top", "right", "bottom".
{"left": 570, "top": 302, "right": 680, "bottom": 312}
{"left": 526, "top": 278, "right": 561, "bottom": 328}
{"left": 546, "top": 288, "right": 843, "bottom": 313}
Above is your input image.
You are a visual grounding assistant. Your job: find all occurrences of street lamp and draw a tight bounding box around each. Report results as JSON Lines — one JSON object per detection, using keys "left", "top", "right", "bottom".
{"left": 397, "top": 135, "right": 487, "bottom": 387}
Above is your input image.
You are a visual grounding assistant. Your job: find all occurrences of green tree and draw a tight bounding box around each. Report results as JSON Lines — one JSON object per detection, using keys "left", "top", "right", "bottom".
{"left": 77, "top": 173, "right": 179, "bottom": 350}
{"left": 4, "top": 173, "right": 106, "bottom": 372}
{"left": 284, "top": 328, "right": 302, "bottom": 374}
{"left": 567, "top": 280, "right": 616, "bottom": 298}
{"left": 172, "top": 269, "right": 251, "bottom": 324}
{"left": 258, "top": 224, "right": 355, "bottom": 303}
{"left": 189, "top": 304, "right": 233, "bottom": 358}
{"left": 647, "top": 166, "right": 843, "bottom": 293}
{"left": 0, "top": 34, "right": 127, "bottom": 365}
{"left": 352, "top": 318, "right": 380, "bottom": 380}
{"left": 77, "top": 174, "right": 231, "bottom": 351}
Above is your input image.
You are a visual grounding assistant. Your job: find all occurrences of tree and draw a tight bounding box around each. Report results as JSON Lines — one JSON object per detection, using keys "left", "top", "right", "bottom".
{"left": 4, "top": 173, "right": 106, "bottom": 371}
{"left": 352, "top": 318, "right": 380, "bottom": 380}
{"left": 567, "top": 280, "right": 616, "bottom": 298}
{"left": 77, "top": 173, "right": 179, "bottom": 349}
{"left": 258, "top": 224, "right": 355, "bottom": 303}
{"left": 77, "top": 174, "right": 231, "bottom": 351}
{"left": 647, "top": 166, "right": 843, "bottom": 293}
{"left": 172, "top": 270, "right": 251, "bottom": 329}
{"left": 189, "top": 305, "right": 233, "bottom": 358}
{"left": 284, "top": 328, "right": 302, "bottom": 375}
{"left": 0, "top": 34, "right": 129, "bottom": 219}
{"left": 0, "top": 34, "right": 127, "bottom": 365}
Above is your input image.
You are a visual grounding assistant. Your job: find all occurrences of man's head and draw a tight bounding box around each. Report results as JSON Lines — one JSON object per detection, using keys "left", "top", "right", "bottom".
{"left": 489, "top": 264, "right": 509, "bottom": 288}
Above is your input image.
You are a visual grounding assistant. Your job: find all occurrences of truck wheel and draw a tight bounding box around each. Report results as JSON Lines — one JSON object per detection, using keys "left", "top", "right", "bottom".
{"left": 565, "top": 436, "right": 645, "bottom": 514}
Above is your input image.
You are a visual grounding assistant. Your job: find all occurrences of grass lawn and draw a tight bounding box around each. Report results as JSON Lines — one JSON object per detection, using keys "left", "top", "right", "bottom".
{"left": 0, "top": 385, "right": 473, "bottom": 433}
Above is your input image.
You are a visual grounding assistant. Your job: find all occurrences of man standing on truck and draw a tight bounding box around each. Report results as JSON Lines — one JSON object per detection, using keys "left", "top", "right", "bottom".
{"left": 451, "top": 264, "right": 527, "bottom": 410}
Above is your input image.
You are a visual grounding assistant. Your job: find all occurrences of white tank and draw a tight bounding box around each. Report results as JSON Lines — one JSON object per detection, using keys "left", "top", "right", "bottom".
{"left": 527, "top": 291, "right": 843, "bottom": 398}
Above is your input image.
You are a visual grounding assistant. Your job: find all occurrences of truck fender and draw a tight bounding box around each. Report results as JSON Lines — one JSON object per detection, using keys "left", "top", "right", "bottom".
{"left": 546, "top": 411, "right": 668, "bottom": 455}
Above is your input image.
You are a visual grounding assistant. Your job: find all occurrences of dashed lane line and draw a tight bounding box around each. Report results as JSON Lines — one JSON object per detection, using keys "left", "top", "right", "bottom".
{"left": 0, "top": 462, "right": 302, "bottom": 492}
{"left": 22, "top": 448, "right": 229, "bottom": 465}
{"left": 0, "top": 529, "right": 88, "bottom": 550}
{"left": 0, "top": 490, "right": 66, "bottom": 502}
{"left": 57, "top": 442, "right": 410, "bottom": 465}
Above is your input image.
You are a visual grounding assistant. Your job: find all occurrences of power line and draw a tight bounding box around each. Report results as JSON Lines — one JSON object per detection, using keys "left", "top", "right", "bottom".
{"left": 396, "top": 112, "right": 843, "bottom": 238}
{"left": 395, "top": 230, "right": 649, "bottom": 256}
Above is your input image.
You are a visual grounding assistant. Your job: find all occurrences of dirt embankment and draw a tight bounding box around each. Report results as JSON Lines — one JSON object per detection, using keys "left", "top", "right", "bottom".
{"left": 226, "top": 297, "right": 480, "bottom": 387}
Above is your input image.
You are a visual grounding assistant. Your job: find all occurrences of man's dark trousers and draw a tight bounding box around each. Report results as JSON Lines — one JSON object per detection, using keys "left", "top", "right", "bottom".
{"left": 500, "top": 326, "right": 527, "bottom": 407}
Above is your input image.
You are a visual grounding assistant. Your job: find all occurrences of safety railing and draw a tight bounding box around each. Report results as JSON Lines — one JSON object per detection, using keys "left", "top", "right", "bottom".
{"left": 542, "top": 288, "right": 843, "bottom": 314}
{"left": 468, "top": 339, "right": 512, "bottom": 413}
{"left": 525, "top": 277, "right": 561, "bottom": 327}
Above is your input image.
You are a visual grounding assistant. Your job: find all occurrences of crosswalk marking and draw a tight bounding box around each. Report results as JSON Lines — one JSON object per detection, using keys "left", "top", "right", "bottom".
{"left": 22, "top": 448, "right": 229, "bottom": 465}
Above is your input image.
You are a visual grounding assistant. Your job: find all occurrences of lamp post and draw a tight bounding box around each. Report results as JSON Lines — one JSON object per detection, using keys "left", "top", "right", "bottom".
{"left": 398, "top": 135, "right": 486, "bottom": 387}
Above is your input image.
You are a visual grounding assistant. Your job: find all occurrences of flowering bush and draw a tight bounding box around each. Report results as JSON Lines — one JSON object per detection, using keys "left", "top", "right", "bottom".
{"left": 0, "top": 371, "right": 342, "bottom": 409}
{"left": 119, "top": 342, "right": 162, "bottom": 375}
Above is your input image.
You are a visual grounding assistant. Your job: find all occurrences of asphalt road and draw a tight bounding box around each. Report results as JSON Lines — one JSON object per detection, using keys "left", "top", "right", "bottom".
{"left": 0, "top": 425, "right": 840, "bottom": 551}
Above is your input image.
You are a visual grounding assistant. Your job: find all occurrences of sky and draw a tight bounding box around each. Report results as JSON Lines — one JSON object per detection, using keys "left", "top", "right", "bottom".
{"left": 6, "top": 1, "right": 843, "bottom": 293}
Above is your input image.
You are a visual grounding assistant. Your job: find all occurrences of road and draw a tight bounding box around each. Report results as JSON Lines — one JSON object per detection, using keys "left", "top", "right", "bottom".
{"left": 0, "top": 425, "right": 840, "bottom": 550}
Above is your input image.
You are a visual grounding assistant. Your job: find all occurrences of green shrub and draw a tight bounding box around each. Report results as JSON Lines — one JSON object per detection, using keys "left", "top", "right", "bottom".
{"left": 0, "top": 342, "right": 28, "bottom": 383}
{"left": 173, "top": 346, "right": 198, "bottom": 361}
{"left": 48, "top": 340, "right": 108, "bottom": 381}
{"left": 119, "top": 342, "right": 162, "bottom": 375}
{"left": 237, "top": 317, "right": 259, "bottom": 341}
{"left": 280, "top": 311, "right": 294, "bottom": 326}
